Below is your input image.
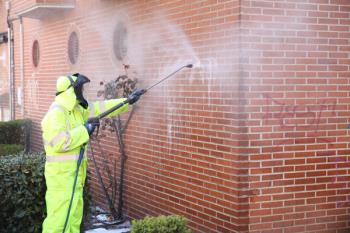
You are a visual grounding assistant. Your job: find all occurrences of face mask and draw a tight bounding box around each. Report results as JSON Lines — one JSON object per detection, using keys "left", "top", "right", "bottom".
{"left": 71, "top": 73, "right": 90, "bottom": 109}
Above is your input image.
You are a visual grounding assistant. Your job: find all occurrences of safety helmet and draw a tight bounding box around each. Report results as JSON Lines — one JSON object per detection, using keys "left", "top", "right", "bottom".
{"left": 56, "top": 73, "right": 90, "bottom": 109}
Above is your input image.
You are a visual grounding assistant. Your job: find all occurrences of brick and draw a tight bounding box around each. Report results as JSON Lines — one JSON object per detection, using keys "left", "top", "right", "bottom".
{"left": 295, "top": 218, "right": 315, "bottom": 226}
{"left": 295, "top": 165, "right": 315, "bottom": 171}
{"left": 295, "top": 205, "right": 316, "bottom": 213}
{"left": 273, "top": 220, "right": 294, "bottom": 228}
{"left": 250, "top": 222, "right": 273, "bottom": 230}
{"left": 286, "top": 226, "right": 307, "bottom": 233}
{"left": 262, "top": 174, "right": 283, "bottom": 181}
{"left": 251, "top": 168, "right": 272, "bottom": 175}
{"left": 284, "top": 199, "right": 305, "bottom": 207}
{"left": 262, "top": 187, "right": 283, "bottom": 195}
{"left": 274, "top": 166, "right": 294, "bottom": 173}
{"left": 284, "top": 186, "right": 305, "bottom": 192}
{"left": 295, "top": 191, "right": 315, "bottom": 198}
{"left": 285, "top": 159, "right": 306, "bottom": 165}
{"left": 306, "top": 184, "right": 327, "bottom": 191}
{"left": 261, "top": 215, "right": 283, "bottom": 222}
{"left": 261, "top": 201, "right": 283, "bottom": 209}
{"left": 285, "top": 172, "right": 306, "bottom": 180}
{"left": 307, "top": 171, "right": 327, "bottom": 177}
{"left": 273, "top": 193, "right": 294, "bottom": 201}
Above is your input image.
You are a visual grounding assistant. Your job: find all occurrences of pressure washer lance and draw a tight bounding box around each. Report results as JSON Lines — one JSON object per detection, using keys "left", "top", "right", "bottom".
{"left": 62, "top": 63, "right": 193, "bottom": 233}
{"left": 88, "top": 63, "right": 193, "bottom": 125}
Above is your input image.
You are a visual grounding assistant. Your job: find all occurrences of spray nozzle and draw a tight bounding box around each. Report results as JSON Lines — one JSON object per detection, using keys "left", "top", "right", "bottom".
{"left": 186, "top": 64, "right": 193, "bottom": 68}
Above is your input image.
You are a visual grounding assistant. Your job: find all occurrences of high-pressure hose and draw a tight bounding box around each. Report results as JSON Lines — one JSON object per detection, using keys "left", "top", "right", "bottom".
{"left": 62, "top": 146, "right": 85, "bottom": 233}
{"left": 62, "top": 64, "right": 193, "bottom": 233}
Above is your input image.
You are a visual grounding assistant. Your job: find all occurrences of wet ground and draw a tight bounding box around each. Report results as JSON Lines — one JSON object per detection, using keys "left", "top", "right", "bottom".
{"left": 85, "top": 220, "right": 131, "bottom": 233}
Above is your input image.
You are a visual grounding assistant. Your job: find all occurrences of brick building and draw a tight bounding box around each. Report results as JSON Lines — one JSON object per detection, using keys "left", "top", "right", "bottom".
{"left": 0, "top": 0, "right": 349, "bottom": 232}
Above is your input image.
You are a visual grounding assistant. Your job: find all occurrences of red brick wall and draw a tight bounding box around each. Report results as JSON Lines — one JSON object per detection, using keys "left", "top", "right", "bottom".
{"left": 119, "top": 1, "right": 241, "bottom": 232}
{"left": 9, "top": 0, "right": 242, "bottom": 232}
{"left": 6, "top": 0, "right": 350, "bottom": 232}
{"left": 241, "top": 0, "right": 350, "bottom": 232}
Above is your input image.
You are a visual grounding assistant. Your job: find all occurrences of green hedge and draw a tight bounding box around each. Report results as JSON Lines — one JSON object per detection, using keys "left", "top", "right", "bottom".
{"left": 131, "top": 215, "right": 192, "bottom": 233}
{"left": 0, "top": 152, "right": 93, "bottom": 233}
{"left": 0, "top": 153, "right": 46, "bottom": 233}
{"left": 0, "top": 119, "right": 31, "bottom": 152}
{"left": 0, "top": 144, "right": 24, "bottom": 156}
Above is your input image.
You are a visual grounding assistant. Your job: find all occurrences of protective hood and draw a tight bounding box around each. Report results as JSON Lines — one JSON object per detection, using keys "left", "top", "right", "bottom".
{"left": 55, "top": 74, "right": 90, "bottom": 110}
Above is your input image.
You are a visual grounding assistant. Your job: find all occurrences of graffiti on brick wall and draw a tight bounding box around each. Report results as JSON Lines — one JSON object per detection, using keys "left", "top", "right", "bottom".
{"left": 262, "top": 93, "right": 337, "bottom": 145}
{"left": 258, "top": 94, "right": 349, "bottom": 209}
{"left": 27, "top": 77, "right": 39, "bottom": 110}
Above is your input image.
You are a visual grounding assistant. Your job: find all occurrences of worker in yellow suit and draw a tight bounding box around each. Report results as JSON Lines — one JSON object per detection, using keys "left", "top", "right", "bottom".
{"left": 41, "top": 73, "right": 143, "bottom": 233}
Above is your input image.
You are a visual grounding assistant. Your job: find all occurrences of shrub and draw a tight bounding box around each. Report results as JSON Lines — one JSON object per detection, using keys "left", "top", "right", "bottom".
{"left": 0, "top": 119, "right": 31, "bottom": 152}
{"left": 0, "top": 153, "right": 46, "bottom": 233}
{"left": 131, "top": 215, "right": 192, "bottom": 233}
{"left": 0, "top": 144, "right": 24, "bottom": 156}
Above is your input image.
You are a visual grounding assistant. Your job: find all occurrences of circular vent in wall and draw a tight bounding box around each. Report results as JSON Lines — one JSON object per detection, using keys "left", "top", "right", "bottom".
{"left": 32, "top": 40, "right": 40, "bottom": 67}
{"left": 68, "top": 31, "right": 79, "bottom": 65}
{"left": 113, "top": 22, "right": 128, "bottom": 61}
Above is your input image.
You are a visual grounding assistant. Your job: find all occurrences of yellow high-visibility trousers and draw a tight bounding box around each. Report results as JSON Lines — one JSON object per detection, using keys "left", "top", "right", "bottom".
{"left": 42, "top": 159, "right": 86, "bottom": 233}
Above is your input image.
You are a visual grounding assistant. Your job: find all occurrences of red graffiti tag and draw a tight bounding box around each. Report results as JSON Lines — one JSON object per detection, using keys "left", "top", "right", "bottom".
{"left": 262, "top": 94, "right": 336, "bottom": 145}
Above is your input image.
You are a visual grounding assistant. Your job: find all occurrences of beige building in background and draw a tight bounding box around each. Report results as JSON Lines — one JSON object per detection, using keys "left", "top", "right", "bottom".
{"left": 0, "top": 2, "right": 9, "bottom": 121}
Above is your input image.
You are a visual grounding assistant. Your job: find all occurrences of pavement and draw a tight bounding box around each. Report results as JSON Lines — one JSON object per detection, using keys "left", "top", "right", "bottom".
{"left": 85, "top": 228, "right": 130, "bottom": 233}
{"left": 84, "top": 207, "right": 131, "bottom": 233}
{"left": 85, "top": 221, "right": 131, "bottom": 233}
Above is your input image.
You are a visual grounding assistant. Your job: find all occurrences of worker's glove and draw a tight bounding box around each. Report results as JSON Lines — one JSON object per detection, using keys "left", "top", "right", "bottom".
{"left": 84, "top": 121, "right": 100, "bottom": 136}
{"left": 128, "top": 89, "right": 146, "bottom": 105}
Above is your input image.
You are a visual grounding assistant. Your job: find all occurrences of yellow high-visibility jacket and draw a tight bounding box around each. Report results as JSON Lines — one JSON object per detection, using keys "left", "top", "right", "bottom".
{"left": 41, "top": 81, "right": 128, "bottom": 233}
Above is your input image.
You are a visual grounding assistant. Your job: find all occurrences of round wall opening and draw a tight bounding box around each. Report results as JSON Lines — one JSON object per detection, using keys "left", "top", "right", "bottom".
{"left": 68, "top": 31, "right": 79, "bottom": 65}
{"left": 32, "top": 40, "right": 40, "bottom": 67}
{"left": 113, "top": 22, "right": 128, "bottom": 61}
